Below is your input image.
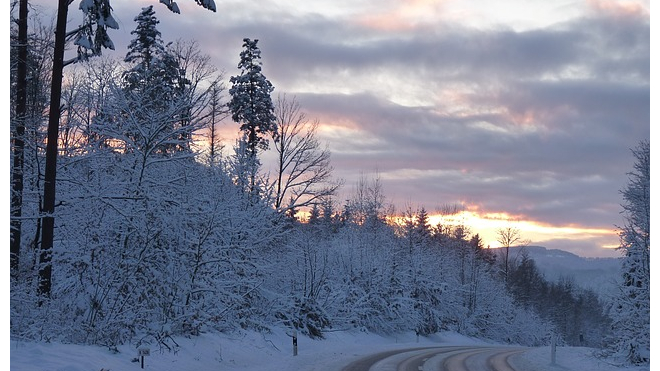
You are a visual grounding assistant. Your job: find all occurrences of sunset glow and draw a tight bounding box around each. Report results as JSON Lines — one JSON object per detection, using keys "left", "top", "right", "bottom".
{"left": 426, "top": 207, "right": 619, "bottom": 254}
{"left": 83, "top": 0, "right": 647, "bottom": 259}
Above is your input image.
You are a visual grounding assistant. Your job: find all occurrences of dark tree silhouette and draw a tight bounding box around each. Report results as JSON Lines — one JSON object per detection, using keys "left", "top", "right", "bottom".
{"left": 228, "top": 38, "right": 277, "bottom": 197}
{"left": 10, "top": 0, "right": 28, "bottom": 276}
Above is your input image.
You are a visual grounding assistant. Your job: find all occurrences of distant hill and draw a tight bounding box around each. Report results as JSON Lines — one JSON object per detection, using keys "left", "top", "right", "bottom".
{"left": 494, "top": 245, "right": 622, "bottom": 300}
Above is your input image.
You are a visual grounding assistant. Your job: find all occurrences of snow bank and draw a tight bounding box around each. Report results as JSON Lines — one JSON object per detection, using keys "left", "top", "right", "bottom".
{"left": 9, "top": 328, "right": 649, "bottom": 371}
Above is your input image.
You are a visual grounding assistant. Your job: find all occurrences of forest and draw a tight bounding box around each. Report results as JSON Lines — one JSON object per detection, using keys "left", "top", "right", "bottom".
{"left": 9, "top": 1, "right": 650, "bottom": 366}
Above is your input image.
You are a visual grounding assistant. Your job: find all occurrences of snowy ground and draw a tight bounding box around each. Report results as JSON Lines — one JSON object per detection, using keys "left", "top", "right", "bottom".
{"left": 9, "top": 328, "right": 650, "bottom": 371}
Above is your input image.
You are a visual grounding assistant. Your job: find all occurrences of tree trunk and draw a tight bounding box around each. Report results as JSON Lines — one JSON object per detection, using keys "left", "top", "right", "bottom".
{"left": 11, "top": 0, "right": 28, "bottom": 276}
{"left": 39, "top": 0, "right": 70, "bottom": 299}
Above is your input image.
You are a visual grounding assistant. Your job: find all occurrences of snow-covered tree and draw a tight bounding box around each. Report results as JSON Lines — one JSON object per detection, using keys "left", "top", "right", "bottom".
{"left": 38, "top": 0, "right": 119, "bottom": 298}
{"left": 123, "top": 6, "right": 166, "bottom": 81}
{"left": 229, "top": 38, "right": 276, "bottom": 154}
{"left": 11, "top": 8, "right": 232, "bottom": 345}
{"left": 228, "top": 38, "right": 277, "bottom": 197}
{"left": 38, "top": 0, "right": 215, "bottom": 296}
{"left": 607, "top": 140, "right": 650, "bottom": 364}
{"left": 120, "top": 6, "right": 194, "bottom": 154}
{"left": 228, "top": 137, "right": 264, "bottom": 197}
{"left": 74, "top": 0, "right": 119, "bottom": 62}
{"left": 344, "top": 174, "right": 391, "bottom": 228}
{"left": 267, "top": 226, "right": 333, "bottom": 338}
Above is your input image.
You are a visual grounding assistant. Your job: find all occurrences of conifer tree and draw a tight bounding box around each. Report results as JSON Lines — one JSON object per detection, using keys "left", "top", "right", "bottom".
{"left": 124, "top": 6, "right": 166, "bottom": 82}
{"left": 308, "top": 203, "right": 321, "bottom": 224}
{"left": 123, "top": 6, "right": 189, "bottom": 103}
{"left": 608, "top": 140, "right": 650, "bottom": 364}
{"left": 228, "top": 38, "right": 276, "bottom": 196}
{"left": 121, "top": 6, "right": 191, "bottom": 154}
{"left": 414, "top": 207, "right": 431, "bottom": 244}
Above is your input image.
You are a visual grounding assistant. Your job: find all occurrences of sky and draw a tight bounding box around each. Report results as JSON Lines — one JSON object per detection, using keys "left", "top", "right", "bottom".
{"left": 26, "top": 0, "right": 650, "bottom": 258}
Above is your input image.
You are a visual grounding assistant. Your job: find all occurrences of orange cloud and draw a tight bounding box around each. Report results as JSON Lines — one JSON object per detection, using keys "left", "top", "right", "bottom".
{"left": 356, "top": 0, "right": 449, "bottom": 32}
{"left": 587, "top": 0, "right": 649, "bottom": 18}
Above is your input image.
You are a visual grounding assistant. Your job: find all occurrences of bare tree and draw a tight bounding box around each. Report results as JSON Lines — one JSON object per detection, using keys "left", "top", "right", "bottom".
{"left": 200, "top": 84, "right": 228, "bottom": 167}
{"left": 168, "top": 39, "right": 227, "bottom": 156}
{"left": 271, "top": 94, "right": 342, "bottom": 214}
{"left": 496, "top": 225, "right": 529, "bottom": 284}
{"left": 165, "top": 40, "right": 228, "bottom": 167}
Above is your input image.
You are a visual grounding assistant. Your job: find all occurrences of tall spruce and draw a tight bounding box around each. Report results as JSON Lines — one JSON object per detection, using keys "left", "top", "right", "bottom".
{"left": 124, "top": 6, "right": 166, "bottom": 83}
{"left": 228, "top": 38, "right": 277, "bottom": 196}
{"left": 122, "top": 6, "right": 191, "bottom": 154}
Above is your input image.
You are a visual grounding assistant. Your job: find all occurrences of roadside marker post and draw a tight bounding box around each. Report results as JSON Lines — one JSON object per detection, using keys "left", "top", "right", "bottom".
{"left": 138, "top": 347, "right": 150, "bottom": 369}
{"left": 293, "top": 329, "right": 298, "bottom": 356}
{"left": 550, "top": 334, "right": 556, "bottom": 365}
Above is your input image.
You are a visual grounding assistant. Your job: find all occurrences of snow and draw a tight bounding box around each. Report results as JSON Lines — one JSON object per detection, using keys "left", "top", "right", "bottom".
{"left": 9, "top": 328, "right": 649, "bottom": 371}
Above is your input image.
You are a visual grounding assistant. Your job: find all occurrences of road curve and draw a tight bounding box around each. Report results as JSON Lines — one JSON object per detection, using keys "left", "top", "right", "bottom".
{"left": 341, "top": 346, "right": 528, "bottom": 371}
{"left": 487, "top": 348, "right": 528, "bottom": 371}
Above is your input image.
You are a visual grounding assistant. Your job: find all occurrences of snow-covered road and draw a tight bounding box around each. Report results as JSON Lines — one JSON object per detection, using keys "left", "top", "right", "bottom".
{"left": 340, "top": 346, "right": 527, "bottom": 371}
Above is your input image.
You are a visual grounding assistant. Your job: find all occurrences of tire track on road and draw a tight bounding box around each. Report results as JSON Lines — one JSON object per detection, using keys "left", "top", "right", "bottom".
{"left": 341, "top": 346, "right": 529, "bottom": 371}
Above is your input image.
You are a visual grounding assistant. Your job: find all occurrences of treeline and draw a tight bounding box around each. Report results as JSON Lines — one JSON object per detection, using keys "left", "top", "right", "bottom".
{"left": 10, "top": 2, "right": 615, "bottom": 353}
{"left": 507, "top": 254, "right": 611, "bottom": 347}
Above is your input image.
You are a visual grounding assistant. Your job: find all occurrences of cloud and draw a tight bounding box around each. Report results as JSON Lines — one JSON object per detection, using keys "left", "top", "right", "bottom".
{"left": 41, "top": 0, "right": 648, "bottom": 256}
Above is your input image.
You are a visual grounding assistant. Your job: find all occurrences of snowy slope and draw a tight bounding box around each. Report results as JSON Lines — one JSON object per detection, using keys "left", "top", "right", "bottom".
{"left": 9, "top": 328, "right": 648, "bottom": 371}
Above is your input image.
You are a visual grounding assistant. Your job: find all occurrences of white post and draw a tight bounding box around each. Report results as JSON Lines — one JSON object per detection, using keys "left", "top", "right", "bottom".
{"left": 550, "top": 333, "right": 556, "bottom": 365}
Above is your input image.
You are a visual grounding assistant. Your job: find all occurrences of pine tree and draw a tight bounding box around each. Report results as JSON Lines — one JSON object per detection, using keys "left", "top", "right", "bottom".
{"left": 321, "top": 197, "right": 336, "bottom": 228}
{"left": 414, "top": 207, "right": 431, "bottom": 244}
{"left": 228, "top": 38, "right": 276, "bottom": 196}
{"left": 124, "top": 6, "right": 166, "bottom": 82}
{"left": 121, "top": 6, "right": 191, "bottom": 155}
{"left": 608, "top": 140, "right": 650, "bottom": 364}
{"left": 124, "top": 6, "right": 188, "bottom": 102}
{"left": 308, "top": 204, "right": 321, "bottom": 224}
{"left": 229, "top": 38, "right": 276, "bottom": 154}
